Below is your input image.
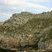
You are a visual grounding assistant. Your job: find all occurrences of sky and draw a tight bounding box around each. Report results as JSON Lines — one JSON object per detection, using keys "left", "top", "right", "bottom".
{"left": 0, "top": 0, "right": 52, "bottom": 22}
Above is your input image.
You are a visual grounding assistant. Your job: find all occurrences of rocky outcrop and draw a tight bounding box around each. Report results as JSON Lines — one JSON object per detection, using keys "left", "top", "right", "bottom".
{"left": 0, "top": 11, "right": 52, "bottom": 52}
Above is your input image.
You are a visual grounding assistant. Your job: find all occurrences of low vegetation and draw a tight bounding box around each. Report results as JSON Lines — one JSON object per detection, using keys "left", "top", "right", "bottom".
{"left": 0, "top": 11, "right": 52, "bottom": 52}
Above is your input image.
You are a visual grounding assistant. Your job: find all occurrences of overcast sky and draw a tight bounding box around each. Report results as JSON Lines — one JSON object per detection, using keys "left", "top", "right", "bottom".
{"left": 0, "top": 0, "right": 52, "bottom": 22}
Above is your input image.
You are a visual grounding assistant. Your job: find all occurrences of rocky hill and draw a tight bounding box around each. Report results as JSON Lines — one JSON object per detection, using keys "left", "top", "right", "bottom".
{"left": 0, "top": 11, "right": 52, "bottom": 52}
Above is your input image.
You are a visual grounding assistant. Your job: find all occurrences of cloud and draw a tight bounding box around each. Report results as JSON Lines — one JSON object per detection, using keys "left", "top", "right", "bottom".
{"left": 0, "top": 12, "right": 12, "bottom": 22}
{"left": 1, "top": 0, "right": 51, "bottom": 4}
{"left": 32, "top": 3, "right": 51, "bottom": 12}
{"left": 0, "top": 13, "right": 11, "bottom": 17}
{"left": 27, "top": 0, "right": 50, "bottom": 2}
{"left": 0, "top": 12, "right": 11, "bottom": 16}
{"left": 0, "top": 0, "right": 51, "bottom": 12}
{"left": 0, "top": 0, "right": 52, "bottom": 21}
{"left": 1, "top": 0, "right": 26, "bottom": 6}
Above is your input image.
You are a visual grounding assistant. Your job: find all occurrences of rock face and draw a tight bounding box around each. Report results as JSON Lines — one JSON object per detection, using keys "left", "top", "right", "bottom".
{"left": 0, "top": 11, "right": 52, "bottom": 52}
